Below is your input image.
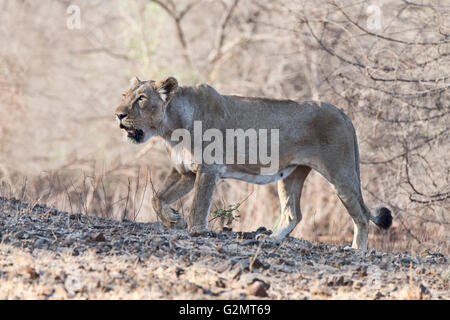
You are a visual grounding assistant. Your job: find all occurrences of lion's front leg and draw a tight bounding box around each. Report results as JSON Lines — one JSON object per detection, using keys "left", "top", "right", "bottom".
{"left": 151, "top": 168, "right": 195, "bottom": 228}
{"left": 188, "top": 166, "right": 219, "bottom": 234}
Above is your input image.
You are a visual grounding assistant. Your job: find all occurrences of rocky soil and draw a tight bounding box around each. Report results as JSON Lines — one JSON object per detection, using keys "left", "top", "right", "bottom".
{"left": 0, "top": 196, "right": 448, "bottom": 299}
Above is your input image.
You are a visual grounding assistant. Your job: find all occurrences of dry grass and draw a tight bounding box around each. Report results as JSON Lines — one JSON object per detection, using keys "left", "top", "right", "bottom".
{"left": 0, "top": 0, "right": 448, "bottom": 254}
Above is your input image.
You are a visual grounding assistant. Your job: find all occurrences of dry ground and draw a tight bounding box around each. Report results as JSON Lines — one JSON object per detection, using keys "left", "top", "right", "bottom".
{"left": 0, "top": 197, "right": 448, "bottom": 300}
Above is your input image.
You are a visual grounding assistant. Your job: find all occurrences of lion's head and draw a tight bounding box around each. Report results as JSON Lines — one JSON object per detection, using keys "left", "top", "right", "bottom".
{"left": 115, "top": 76, "right": 178, "bottom": 143}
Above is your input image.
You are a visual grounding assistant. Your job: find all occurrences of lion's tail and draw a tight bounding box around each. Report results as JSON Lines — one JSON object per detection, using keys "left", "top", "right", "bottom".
{"left": 351, "top": 117, "right": 393, "bottom": 230}
{"left": 369, "top": 207, "right": 393, "bottom": 229}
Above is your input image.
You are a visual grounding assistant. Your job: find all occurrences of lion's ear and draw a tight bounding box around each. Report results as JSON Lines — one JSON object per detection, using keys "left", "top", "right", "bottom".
{"left": 156, "top": 77, "right": 178, "bottom": 103}
{"left": 130, "top": 76, "right": 142, "bottom": 87}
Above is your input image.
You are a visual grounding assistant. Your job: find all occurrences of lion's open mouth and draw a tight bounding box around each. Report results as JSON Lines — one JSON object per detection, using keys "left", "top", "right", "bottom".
{"left": 120, "top": 124, "right": 144, "bottom": 143}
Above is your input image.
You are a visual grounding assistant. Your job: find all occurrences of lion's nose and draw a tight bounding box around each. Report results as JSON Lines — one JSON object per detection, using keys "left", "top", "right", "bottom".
{"left": 116, "top": 113, "right": 128, "bottom": 120}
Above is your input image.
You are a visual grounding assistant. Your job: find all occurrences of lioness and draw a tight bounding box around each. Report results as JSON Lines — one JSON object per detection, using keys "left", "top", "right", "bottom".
{"left": 115, "top": 77, "right": 392, "bottom": 250}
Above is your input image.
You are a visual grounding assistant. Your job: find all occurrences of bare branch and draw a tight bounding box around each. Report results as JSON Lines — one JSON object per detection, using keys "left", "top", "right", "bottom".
{"left": 209, "top": 0, "right": 240, "bottom": 62}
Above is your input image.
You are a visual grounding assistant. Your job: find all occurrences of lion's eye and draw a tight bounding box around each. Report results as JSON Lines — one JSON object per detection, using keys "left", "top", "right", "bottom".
{"left": 137, "top": 96, "right": 146, "bottom": 102}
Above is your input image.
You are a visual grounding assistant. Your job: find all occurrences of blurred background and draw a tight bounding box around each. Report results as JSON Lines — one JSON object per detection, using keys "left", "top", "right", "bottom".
{"left": 0, "top": 0, "right": 448, "bottom": 254}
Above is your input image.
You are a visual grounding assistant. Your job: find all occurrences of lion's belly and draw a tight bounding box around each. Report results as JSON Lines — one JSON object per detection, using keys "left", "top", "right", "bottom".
{"left": 167, "top": 141, "right": 297, "bottom": 184}
{"left": 221, "top": 166, "right": 296, "bottom": 185}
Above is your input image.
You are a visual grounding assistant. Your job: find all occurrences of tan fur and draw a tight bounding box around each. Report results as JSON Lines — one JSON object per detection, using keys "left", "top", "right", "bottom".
{"left": 115, "top": 77, "right": 382, "bottom": 250}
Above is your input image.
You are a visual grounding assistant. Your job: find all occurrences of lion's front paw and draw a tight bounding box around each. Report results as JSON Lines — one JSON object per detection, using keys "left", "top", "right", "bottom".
{"left": 160, "top": 207, "right": 187, "bottom": 229}
{"left": 188, "top": 225, "right": 215, "bottom": 237}
{"left": 169, "top": 208, "right": 187, "bottom": 229}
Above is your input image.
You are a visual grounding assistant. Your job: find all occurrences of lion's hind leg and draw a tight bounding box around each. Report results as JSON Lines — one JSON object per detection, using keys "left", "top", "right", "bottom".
{"left": 259, "top": 165, "right": 311, "bottom": 243}
{"left": 331, "top": 172, "right": 370, "bottom": 250}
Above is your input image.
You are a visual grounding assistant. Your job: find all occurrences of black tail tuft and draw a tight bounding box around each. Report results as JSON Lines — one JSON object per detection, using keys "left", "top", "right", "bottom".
{"left": 371, "top": 207, "right": 393, "bottom": 229}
